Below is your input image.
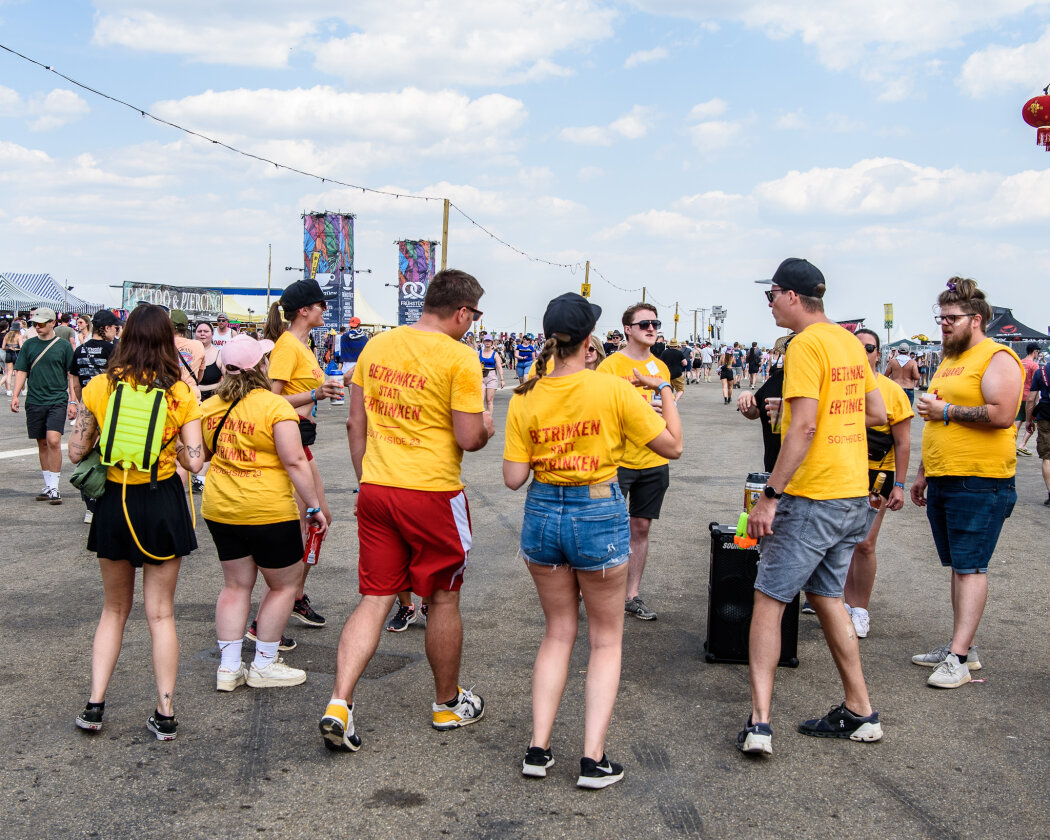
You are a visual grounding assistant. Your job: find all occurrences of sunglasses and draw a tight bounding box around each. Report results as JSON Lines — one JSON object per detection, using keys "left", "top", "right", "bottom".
{"left": 314, "top": 301, "right": 328, "bottom": 311}
{"left": 862, "top": 343, "right": 877, "bottom": 353}
{"left": 462, "top": 306, "right": 483, "bottom": 322}
{"left": 764, "top": 289, "right": 790, "bottom": 303}
{"left": 934, "top": 313, "right": 975, "bottom": 326}
{"left": 630, "top": 319, "right": 661, "bottom": 330}
{"left": 217, "top": 319, "right": 228, "bottom": 323}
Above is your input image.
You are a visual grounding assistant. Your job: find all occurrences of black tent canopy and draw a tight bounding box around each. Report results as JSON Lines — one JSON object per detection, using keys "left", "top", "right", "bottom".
{"left": 985, "top": 307, "right": 1049, "bottom": 341}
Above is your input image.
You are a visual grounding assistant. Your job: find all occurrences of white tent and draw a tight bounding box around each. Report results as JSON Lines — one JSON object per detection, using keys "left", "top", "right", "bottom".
{"left": 355, "top": 288, "right": 396, "bottom": 328}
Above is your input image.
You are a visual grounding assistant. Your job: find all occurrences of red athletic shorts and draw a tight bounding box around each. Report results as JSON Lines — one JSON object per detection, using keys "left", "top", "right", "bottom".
{"left": 357, "top": 484, "right": 472, "bottom": 597}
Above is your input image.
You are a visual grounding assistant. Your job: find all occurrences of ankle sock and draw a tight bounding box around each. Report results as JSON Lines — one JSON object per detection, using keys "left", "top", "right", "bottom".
{"left": 154, "top": 710, "right": 175, "bottom": 721}
{"left": 953, "top": 652, "right": 967, "bottom": 663}
{"left": 218, "top": 639, "right": 243, "bottom": 671}
{"left": 253, "top": 640, "right": 279, "bottom": 668}
{"left": 86, "top": 701, "right": 104, "bottom": 711}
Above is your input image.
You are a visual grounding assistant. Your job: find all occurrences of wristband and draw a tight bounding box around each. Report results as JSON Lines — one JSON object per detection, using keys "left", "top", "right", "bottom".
{"left": 943, "top": 403, "right": 950, "bottom": 425}
{"left": 310, "top": 389, "right": 317, "bottom": 403}
{"left": 656, "top": 381, "right": 672, "bottom": 392}
{"left": 894, "top": 481, "right": 905, "bottom": 490}
{"left": 305, "top": 506, "right": 321, "bottom": 516}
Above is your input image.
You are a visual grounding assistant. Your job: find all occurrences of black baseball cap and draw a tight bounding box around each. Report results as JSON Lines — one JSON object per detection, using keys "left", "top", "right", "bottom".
{"left": 92, "top": 309, "right": 123, "bottom": 328}
{"left": 280, "top": 278, "right": 326, "bottom": 310}
{"left": 543, "top": 292, "right": 602, "bottom": 345}
{"left": 756, "top": 258, "right": 826, "bottom": 297}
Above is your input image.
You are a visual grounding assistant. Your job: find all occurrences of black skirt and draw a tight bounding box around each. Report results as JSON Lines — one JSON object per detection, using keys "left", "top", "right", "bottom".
{"left": 87, "top": 474, "right": 198, "bottom": 567}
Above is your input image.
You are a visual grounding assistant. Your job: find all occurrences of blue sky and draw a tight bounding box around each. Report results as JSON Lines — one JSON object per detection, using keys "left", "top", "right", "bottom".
{"left": 2, "top": 1, "right": 1050, "bottom": 342}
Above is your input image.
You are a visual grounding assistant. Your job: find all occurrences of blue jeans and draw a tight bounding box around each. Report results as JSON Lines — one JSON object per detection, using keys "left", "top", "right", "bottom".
{"left": 519, "top": 481, "right": 630, "bottom": 572}
{"left": 926, "top": 476, "right": 1016, "bottom": 573}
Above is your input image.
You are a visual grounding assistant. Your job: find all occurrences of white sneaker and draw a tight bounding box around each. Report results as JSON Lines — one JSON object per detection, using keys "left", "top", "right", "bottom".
{"left": 850, "top": 607, "right": 870, "bottom": 638}
{"left": 216, "top": 663, "right": 248, "bottom": 692}
{"left": 927, "top": 652, "right": 971, "bottom": 689}
{"left": 246, "top": 656, "right": 306, "bottom": 688}
{"left": 912, "top": 643, "right": 981, "bottom": 670}
{"left": 432, "top": 686, "right": 485, "bottom": 730}
{"left": 83, "top": 510, "right": 94, "bottom": 524}
{"left": 5, "top": 389, "right": 11, "bottom": 396}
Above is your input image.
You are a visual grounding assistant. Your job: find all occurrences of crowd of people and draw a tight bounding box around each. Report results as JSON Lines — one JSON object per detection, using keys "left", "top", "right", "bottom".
{"left": 2, "top": 258, "right": 1044, "bottom": 788}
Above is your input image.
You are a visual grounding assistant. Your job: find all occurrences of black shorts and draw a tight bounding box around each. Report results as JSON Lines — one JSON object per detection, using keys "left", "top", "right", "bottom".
{"left": 616, "top": 464, "right": 670, "bottom": 519}
{"left": 299, "top": 416, "right": 317, "bottom": 447}
{"left": 26, "top": 403, "right": 66, "bottom": 439}
{"left": 88, "top": 474, "right": 197, "bottom": 567}
{"left": 4, "top": 349, "right": 16, "bottom": 364}
{"left": 868, "top": 468, "right": 895, "bottom": 500}
{"left": 205, "top": 519, "right": 303, "bottom": 568}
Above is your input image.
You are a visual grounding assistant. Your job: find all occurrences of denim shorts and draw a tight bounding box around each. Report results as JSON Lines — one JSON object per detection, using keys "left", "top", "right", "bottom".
{"left": 755, "top": 494, "right": 873, "bottom": 603}
{"left": 926, "top": 476, "right": 1016, "bottom": 574}
{"left": 519, "top": 481, "right": 630, "bottom": 572}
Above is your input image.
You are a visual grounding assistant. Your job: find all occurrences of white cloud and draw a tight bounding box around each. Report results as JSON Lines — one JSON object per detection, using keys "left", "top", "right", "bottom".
{"left": 960, "top": 26, "right": 1050, "bottom": 97}
{"left": 776, "top": 109, "right": 807, "bottom": 129}
{"left": 93, "top": 2, "right": 616, "bottom": 86}
{"left": 0, "top": 86, "right": 22, "bottom": 115}
{"left": 27, "top": 89, "right": 90, "bottom": 131}
{"left": 688, "top": 98, "right": 727, "bottom": 120}
{"left": 688, "top": 120, "right": 741, "bottom": 152}
{"left": 578, "top": 166, "right": 604, "bottom": 181}
{"left": 559, "top": 105, "right": 655, "bottom": 145}
{"left": 624, "top": 46, "right": 669, "bottom": 68}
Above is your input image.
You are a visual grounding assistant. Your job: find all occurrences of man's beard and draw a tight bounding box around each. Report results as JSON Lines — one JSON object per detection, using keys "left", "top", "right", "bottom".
{"left": 942, "top": 325, "right": 973, "bottom": 357}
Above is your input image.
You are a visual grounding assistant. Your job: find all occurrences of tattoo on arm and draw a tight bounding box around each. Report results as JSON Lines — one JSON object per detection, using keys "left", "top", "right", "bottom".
{"left": 949, "top": 404, "right": 990, "bottom": 423}
{"left": 185, "top": 444, "right": 202, "bottom": 459}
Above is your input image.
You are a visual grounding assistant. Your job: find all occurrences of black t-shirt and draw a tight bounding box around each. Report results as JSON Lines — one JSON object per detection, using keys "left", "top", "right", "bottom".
{"left": 1031, "top": 367, "right": 1050, "bottom": 422}
{"left": 754, "top": 366, "right": 784, "bottom": 473}
{"left": 603, "top": 341, "right": 619, "bottom": 355}
{"left": 652, "top": 341, "right": 666, "bottom": 357}
{"left": 661, "top": 346, "right": 686, "bottom": 379}
{"left": 69, "top": 339, "right": 115, "bottom": 388}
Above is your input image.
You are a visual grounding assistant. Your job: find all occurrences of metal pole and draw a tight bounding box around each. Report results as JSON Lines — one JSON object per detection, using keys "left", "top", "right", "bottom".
{"left": 267, "top": 244, "right": 272, "bottom": 310}
{"left": 441, "top": 199, "right": 450, "bottom": 270}
{"left": 642, "top": 286, "right": 646, "bottom": 303}
{"left": 673, "top": 302, "right": 679, "bottom": 342}
{"left": 693, "top": 309, "right": 697, "bottom": 343}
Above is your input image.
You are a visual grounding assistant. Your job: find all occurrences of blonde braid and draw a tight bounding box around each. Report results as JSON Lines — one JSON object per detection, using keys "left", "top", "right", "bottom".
{"left": 514, "top": 336, "right": 588, "bottom": 395}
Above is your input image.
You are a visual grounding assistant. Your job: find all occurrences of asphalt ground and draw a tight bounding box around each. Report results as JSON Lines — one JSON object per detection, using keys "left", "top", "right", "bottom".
{"left": 2, "top": 380, "right": 1048, "bottom": 840}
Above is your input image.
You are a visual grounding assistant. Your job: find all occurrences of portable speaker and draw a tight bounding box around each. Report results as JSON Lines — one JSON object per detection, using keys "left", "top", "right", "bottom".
{"left": 704, "top": 522, "right": 799, "bottom": 667}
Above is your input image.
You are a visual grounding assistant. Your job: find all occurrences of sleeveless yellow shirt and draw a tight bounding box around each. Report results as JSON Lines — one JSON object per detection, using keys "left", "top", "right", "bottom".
{"left": 922, "top": 338, "right": 1022, "bottom": 478}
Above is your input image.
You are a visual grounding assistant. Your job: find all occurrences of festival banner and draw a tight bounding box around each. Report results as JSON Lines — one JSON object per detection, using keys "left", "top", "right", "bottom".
{"left": 122, "top": 282, "right": 223, "bottom": 320}
{"left": 303, "top": 212, "right": 354, "bottom": 329}
{"left": 397, "top": 240, "right": 437, "bottom": 326}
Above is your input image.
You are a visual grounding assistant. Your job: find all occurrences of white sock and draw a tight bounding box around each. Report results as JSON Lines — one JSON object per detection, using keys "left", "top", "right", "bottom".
{"left": 41, "top": 469, "right": 49, "bottom": 488}
{"left": 253, "top": 640, "right": 279, "bottom": 669}
{"left": 43, "top": 470, "right": 59, "bottom": 490}
{"left": 218, "top": 639, "right": 243, "bottom": 671}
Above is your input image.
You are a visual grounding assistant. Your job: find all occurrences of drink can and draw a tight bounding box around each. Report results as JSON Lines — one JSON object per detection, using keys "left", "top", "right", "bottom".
{"left": 745, "top": 472, "right": 770, "bottom": 513}
{"left": 303, "top": 524, "right": 323, "bottom": 565}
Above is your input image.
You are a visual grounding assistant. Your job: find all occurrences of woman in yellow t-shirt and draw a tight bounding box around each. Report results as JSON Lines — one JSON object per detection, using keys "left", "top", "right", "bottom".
{"left": 503, "top": 293, "right": 682, "bottom": 789}
{"left": 67, "top": 303, "right": 204, "bottom": 741}
{"left": 842, "top": 329, "right": 913, "bottom": 639}
{"left": 201, "top": 335, "right": 329, "bottom": 692}
{"left": 261, "top": 278, "right": 342, "bottom": 631}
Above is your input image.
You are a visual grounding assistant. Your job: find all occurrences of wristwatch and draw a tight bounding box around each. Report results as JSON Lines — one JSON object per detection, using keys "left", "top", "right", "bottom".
{"left": 763, "top": 485, "right": 782, "bottom": 500}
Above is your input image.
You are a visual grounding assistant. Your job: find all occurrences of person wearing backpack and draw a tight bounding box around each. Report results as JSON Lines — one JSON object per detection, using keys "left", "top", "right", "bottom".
{"left": 11, "top": 307, "right": 76, "bottom": 503}
{"left": 201, "top": 334, "right": 329, "bottom": 692}
{"left": 67, "top": 303, "right": 204, "bottom": 741}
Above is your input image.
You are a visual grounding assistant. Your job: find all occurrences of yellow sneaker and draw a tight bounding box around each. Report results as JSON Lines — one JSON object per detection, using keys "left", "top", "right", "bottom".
{"left": 319, "top": 702, "right": 361, "bottom": 752}
{"left": 432, "top": 687, "right": 485, "bottom": 730}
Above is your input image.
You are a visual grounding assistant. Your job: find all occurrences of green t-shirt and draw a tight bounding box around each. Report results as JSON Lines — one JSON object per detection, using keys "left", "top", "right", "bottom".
{"left": 15, "top": 336, "right": 75, "bottom": 405}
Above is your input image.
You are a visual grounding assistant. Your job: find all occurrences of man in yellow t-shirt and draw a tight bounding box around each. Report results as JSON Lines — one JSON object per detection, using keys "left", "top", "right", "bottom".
{"left": 909, "top": 278, "right": 1023, "bottom": 690}
{"left": 738, "top": 258, "right": 887, "bottom": 757}
{"left": 321, "top": 269, "right": 495, "bottom": 754}
{"left": 596, "top": 303, "right": 672, "bottom": 622}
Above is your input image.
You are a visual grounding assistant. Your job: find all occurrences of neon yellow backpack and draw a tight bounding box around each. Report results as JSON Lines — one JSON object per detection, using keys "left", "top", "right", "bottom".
{"left": 99, "top": 381, "right": 193, "bottom": 560}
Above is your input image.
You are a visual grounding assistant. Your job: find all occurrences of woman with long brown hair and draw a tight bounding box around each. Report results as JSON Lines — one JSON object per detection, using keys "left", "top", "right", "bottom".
{"left": 68, "top": 303, "right": 204, "bottom": 740}
{"left": 257, "top": 279, "right": 341, "bottom": 634}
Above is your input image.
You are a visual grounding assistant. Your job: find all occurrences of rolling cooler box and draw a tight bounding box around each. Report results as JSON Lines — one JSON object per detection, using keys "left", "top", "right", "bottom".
{"left": 704, "top": 522, "right": 799, "bottom": 667}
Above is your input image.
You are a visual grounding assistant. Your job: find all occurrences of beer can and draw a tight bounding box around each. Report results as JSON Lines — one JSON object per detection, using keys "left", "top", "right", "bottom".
{"left": 745, "top": 472, "right": 770, "bottom": 513}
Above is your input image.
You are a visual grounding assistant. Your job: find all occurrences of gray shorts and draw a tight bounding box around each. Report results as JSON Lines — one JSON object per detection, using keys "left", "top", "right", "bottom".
{"left": 755, "top": 494, "right": 874, "bottom": 603}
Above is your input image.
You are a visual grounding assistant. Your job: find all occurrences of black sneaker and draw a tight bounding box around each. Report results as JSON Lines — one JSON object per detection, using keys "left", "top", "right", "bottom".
{"left": 798, "top": 703, "right": 883, "bottom": 742}
{"left": 245, "top": 621, "right": 296, "bottom": 651}
{"left": 146, "top": 710, "right": 178, "bottom": 741}
{"left": 736, "top": 717, "right": 772, "bottom": 755}
{"left": 75, "top": 702, "right": 105, "bottom": 733}
{"left": 624, "top": 596, "right": 656, "bottom": 621}
{"left": 577, "top": 754, "right": 624, "bottom": 789}
{"left": 292, "top": 594, "right": 326, "bottom": 627}
{"left": 386, "top": 603, "right": 416, "bottom": 632}
{"left": 47, "top": 488, "right": 62, "bottom": 505}
{"left": 522, "top": 746, "right": 555, "bottom": 778}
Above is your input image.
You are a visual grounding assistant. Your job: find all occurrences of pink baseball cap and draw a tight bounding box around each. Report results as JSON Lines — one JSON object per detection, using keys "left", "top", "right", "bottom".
{"left": 221, "top": 334, "right": 275, "bottom": 373}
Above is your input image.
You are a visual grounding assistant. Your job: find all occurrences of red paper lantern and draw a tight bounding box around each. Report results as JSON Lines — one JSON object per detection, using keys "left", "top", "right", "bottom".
{"left": 1022, "top": 95, "right": 1050, "bottom": 150}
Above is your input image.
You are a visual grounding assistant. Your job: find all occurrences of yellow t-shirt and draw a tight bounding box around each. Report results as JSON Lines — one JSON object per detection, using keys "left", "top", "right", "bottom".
{"left": 869, "top": 373, "right": 914, "bottom": 471}
{"left": 596, "top": 350, "right": 670, "bottom": 469}
{"left": 200, "top": 388, "right": 301, "bottom": 524}
{"left": 268, "top": 331, "right": 324, "bottom": 399}
{"left": 922, "top": 338, "right": 1022, "bottom": 478}
{"left": 781, "top": 322, "right": 878, "bottom": 499}
{"left": 82, "top": 376, "right": 202, "bottom": 485}
{"left": 352, "top": 326, "right": 484, "bottom": 491}
{"left": 504, "top": 370, "right": 667, "bottom": 485}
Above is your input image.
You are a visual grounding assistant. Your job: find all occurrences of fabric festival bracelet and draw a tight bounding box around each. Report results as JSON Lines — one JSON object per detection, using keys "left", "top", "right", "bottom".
{"left": 943, "top": 403, "right": 950, "bottom": 425}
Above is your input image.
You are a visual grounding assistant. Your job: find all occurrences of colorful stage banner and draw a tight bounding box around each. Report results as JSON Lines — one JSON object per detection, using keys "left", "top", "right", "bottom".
{"left": 303, "top": 212, "right": 354, "bottom": 329}
{"left": 121, "top": 282, "right": 223, "bottom": 319}
{"left": 397, "top": 240, "right": 437, "bottom": 326}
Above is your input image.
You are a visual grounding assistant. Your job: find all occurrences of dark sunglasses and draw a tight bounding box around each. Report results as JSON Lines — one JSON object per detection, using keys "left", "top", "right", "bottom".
{"left": 462, "top": 306, "right": 483, "bottom": 322}
{"left": 217, "top": 318, "right": 229, "bottom": 323}
{"left": 764, "top": 289, "right": 790, "bottom": 303}
{"left": 862, "top": 343, "right": 877, "bottom": 353}
{"left": 630, "top": 319, "right": 661, "bottom": 330}
{"left": 314, "top": 301, "right": 328, "bottom": 311}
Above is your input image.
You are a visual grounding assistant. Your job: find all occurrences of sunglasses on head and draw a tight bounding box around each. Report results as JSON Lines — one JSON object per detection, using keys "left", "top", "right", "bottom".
{"left": 631, "top": 319, "right": 661, "bottom": 330}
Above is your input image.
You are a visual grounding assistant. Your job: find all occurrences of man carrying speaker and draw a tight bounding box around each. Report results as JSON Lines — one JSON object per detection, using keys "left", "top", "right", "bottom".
{"left": 738, "top": 258, "right": 887, "bottom": 756}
